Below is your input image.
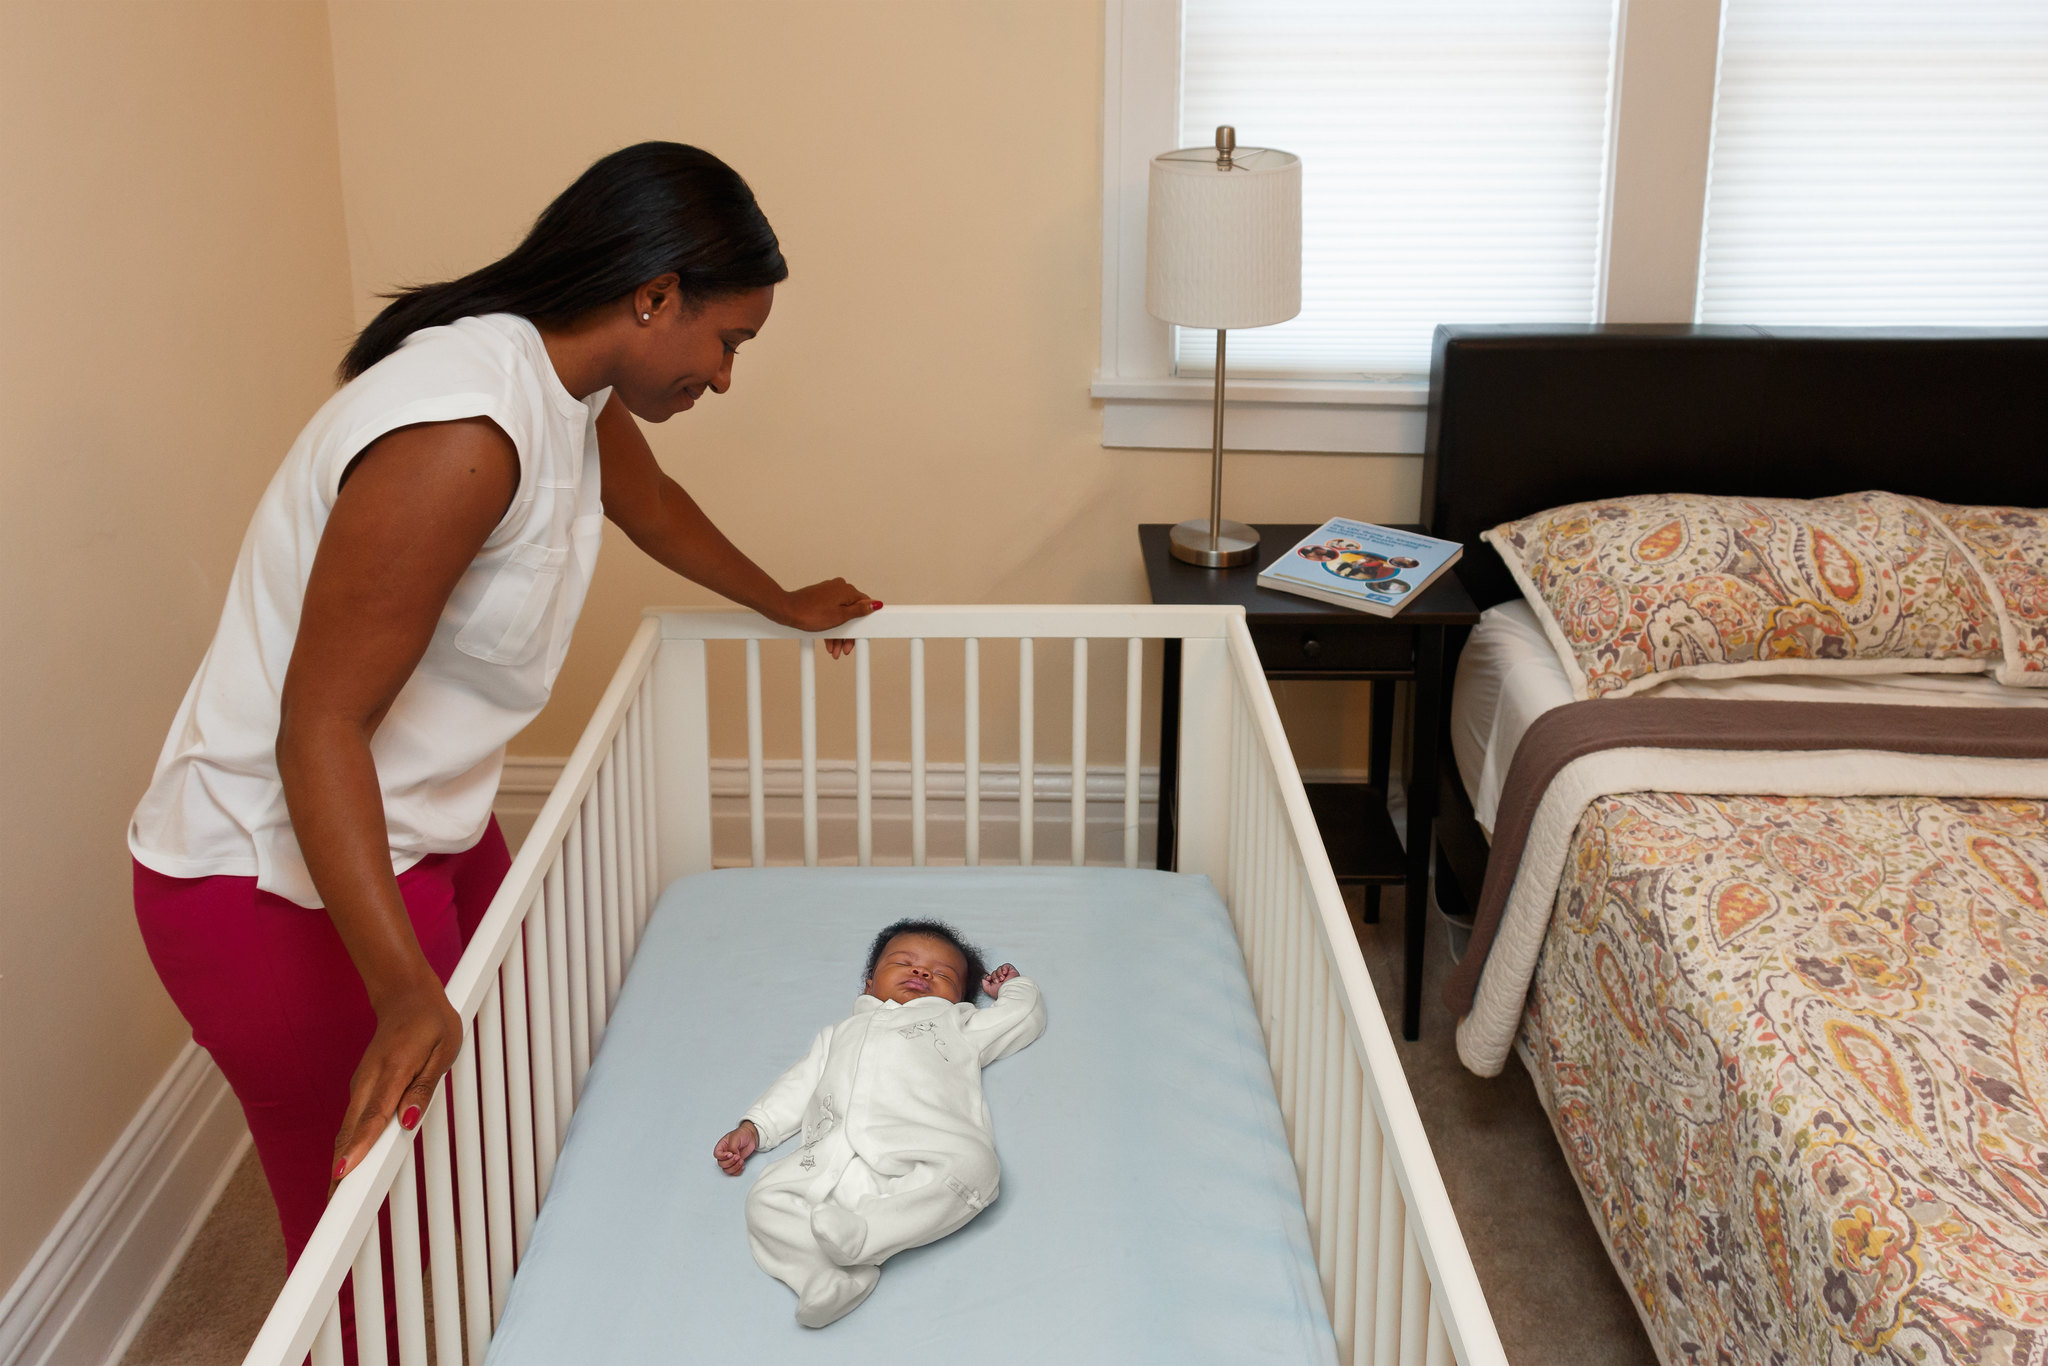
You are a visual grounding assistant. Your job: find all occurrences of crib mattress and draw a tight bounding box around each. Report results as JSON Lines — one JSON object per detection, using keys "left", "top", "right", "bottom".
{"left": 486, "top": 866, "right": 1338, "bottom": 1366}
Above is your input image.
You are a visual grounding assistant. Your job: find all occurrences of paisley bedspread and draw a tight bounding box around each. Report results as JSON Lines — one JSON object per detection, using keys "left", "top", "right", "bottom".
{"left": 1521, "top": 791, "right": 2048, "bottom": 1365}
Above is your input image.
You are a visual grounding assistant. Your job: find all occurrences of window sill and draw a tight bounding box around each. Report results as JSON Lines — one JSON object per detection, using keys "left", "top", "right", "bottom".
{"left": 1092, "top": 374, "right": 1429, "bottom": 454}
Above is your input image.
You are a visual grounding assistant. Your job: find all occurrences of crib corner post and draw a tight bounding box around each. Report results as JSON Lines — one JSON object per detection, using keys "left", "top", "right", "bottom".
{"left": 652, "top": 632, "right": 712, "bottom": 885}
{"left": 1172, "top": 634, "right": 1234, "bottom": 889}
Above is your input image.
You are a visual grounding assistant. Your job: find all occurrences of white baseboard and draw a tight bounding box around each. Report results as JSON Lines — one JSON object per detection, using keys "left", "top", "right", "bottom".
{"left": 0, "top": 1044, "right": 250, "bottom": 1366}
{"left": 499, "top": 756, "right": 1382, "bottom": 866}
{"left": 498, "top": 756, "right": 1168, "bottom": 866}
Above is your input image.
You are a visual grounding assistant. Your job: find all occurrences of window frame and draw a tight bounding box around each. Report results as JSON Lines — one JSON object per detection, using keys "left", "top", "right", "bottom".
{"left": 1095, "top": 0, "right": 1722, "bottom": 454}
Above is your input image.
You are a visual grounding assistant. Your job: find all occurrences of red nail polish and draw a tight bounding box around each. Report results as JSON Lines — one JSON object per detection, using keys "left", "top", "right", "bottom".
{"left": 870, "top": 600, "right": 884, "bottom": 609}
{"left": 401, "top": 1105, "right": 422, "bottom": 1131}
{"left": 334, "top": 1158, "right": 348, "bottom": 1180}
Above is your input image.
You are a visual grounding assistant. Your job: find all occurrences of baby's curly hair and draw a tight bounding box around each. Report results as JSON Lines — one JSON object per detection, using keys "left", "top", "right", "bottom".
{"left": 863, "top": 919, "right": 988, "bottom": 1002}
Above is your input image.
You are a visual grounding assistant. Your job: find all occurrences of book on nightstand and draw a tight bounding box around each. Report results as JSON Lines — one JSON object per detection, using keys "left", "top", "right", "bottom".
{"left": 1255, "top": 518, "right": 1463, "bottom": 616}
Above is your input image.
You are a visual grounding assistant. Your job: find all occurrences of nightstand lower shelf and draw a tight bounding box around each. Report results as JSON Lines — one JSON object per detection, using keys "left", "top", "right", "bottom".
{"left": 1302, "top": 783, "right": 1404, "bottom": 883}
{"left": 1303, "top": 782, "right": 1404, "bottom": 927}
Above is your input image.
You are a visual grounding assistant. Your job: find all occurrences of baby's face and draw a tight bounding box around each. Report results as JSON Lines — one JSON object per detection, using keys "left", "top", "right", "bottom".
{"left": 865, "top": 934, "right": 968, "bottom": 1005}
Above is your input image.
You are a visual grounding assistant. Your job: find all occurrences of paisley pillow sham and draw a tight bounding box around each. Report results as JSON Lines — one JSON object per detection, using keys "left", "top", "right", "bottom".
{"left": 1483, "top": 491, "right": 2002, "bottom": 700}
{"left": 1921, "top": 500, "right": 2048, "bottom": 687}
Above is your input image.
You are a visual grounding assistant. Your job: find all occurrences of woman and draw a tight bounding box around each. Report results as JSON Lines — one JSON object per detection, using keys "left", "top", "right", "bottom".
{"left": 128, "top": 142, "right": 874, "bottom": 1273}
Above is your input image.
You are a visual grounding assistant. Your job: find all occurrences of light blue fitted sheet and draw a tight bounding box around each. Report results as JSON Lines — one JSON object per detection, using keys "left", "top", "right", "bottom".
{"left": 487, "top": 867, "right": 1337, "bottom": 1366}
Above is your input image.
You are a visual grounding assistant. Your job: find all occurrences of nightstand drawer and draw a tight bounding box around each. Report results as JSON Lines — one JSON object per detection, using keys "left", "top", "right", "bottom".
{"left": 1248, "top": 624, "right": 1414, "bottom": 674}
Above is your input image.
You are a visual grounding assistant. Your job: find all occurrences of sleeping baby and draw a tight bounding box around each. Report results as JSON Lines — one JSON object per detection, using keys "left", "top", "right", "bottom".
{"left": 712, "top": 918, "right": 1046, "bottom": 1327}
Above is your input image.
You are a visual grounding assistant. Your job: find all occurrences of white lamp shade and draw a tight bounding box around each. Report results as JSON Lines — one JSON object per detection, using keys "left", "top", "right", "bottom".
{"left": 1146, "top": 145, "right": 1302, "bottom": 330}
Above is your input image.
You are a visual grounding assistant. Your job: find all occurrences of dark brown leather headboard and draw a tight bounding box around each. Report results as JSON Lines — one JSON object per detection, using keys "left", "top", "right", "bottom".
{"left": 1420, "top": 324, "right": 2048, "bottom": 610}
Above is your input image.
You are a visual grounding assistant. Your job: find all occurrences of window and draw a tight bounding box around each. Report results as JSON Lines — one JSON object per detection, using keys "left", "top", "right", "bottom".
{"left": 1098, "top": 0, "right": 1643, "bottom": 454}
{"left": 1176, "top": 0, "right": 1617, "bottom": 380}
{"left": 1697, "top": 0, "right": 2048, "bottom": 325}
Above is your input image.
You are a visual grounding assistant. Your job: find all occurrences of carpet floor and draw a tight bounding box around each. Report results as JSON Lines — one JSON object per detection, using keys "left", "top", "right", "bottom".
{"left": 121, "top": 886, "right": 1655, "bottom": 1365}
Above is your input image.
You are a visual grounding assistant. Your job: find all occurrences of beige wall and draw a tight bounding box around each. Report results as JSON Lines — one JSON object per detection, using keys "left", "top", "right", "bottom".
{"left": 2, "top": 0, "right": 1414, "bottom": 1293}
{"left": 325, "top": 0, "right": 1410, "bottom": 774}
{"left": 0, "top": 1, "right": 356, "bottom": 1288}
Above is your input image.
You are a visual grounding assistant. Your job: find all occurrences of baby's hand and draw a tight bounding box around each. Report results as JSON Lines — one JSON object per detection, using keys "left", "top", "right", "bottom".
{"left": 714, "top": 1120, "right": 759, "bottom": 1175}
{"left": 982, "top": 964, "right": 1020, "bottom": 997}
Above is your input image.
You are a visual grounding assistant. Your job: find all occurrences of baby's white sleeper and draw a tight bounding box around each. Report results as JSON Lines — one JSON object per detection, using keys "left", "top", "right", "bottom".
{"left": 740, "top": 978, "right": 1046, "bottom": 1327}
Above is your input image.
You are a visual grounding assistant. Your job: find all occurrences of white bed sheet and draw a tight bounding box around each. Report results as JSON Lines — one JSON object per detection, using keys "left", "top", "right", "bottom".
{"left": 487, "top": 867, "right": 1338, "bottom": 1366}
{"left": 1450, "top": 600, "right": 2048, "bottom": 837}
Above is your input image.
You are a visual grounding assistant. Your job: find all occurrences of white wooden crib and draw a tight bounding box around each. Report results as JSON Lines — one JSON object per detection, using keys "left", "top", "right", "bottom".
{"left": 242, "top": 605, "right": 1507, "bottom": 1366}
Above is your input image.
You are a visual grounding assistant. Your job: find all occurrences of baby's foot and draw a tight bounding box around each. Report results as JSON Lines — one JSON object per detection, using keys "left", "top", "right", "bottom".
{"left": 809, "top": 1202, "right": 870, "bottom": 1266}
{"left": 795, "top": 1264, "right": 880, "bottom": 1328}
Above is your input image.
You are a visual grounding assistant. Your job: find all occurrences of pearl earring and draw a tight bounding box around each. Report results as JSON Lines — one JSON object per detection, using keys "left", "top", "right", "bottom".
{"left": 641, "top": 312, "right": 651, "bottom": 321}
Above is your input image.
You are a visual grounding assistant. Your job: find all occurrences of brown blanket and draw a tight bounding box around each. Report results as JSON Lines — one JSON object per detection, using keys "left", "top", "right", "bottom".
{"left": 1442, "top": 699, "right": 2048, "bottom": 1016}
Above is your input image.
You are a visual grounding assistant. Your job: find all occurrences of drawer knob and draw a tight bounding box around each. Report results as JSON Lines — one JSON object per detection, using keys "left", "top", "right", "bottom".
{"left": 1301, "top": 636, "right": 1323, "bottom": 659}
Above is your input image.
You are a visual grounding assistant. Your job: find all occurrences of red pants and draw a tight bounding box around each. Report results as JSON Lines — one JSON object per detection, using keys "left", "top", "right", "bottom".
{"left": 133, "top": 821, "right": 509, "bottom": 1273}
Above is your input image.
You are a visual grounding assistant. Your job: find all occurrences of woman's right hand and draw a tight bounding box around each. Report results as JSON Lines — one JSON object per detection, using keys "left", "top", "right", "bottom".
{"left": 330, "top": 980, "right": 464, "bottom": 1189}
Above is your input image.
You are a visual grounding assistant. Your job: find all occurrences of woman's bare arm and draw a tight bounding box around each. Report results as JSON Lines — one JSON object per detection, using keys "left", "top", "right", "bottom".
{"left": 276, "top": 416, "right": 518, "bottom": 1183}
{"left": 593, "top": 396, "right": 876, "bottom": 656}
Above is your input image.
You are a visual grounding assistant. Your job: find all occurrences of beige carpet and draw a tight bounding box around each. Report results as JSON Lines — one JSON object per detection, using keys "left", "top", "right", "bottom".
{"left": 121, "top": 1149, "right": 282, "bottom": 1365}
{"left": 123, "top": 887, "right": 1655, "bottom": 1365}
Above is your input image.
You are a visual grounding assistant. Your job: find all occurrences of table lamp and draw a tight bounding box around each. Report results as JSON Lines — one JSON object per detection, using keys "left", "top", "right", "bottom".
{"left": 1147, "top": 126, "right": 1302, "bottom": 567}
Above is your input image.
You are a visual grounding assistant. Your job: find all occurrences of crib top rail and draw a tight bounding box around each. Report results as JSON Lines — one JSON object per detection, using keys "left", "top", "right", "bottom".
{"left": 649, "top": 603, "right": 1239, "bottom": 640}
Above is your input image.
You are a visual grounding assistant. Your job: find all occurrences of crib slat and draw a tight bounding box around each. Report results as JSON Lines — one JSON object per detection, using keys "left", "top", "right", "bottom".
{"left": 911, "top": 638, "right": 927, "bottom": 866}
{"left": 1304, "top": 946, "right": 1329, "bottom": 1275}
{"left": 1333, "top": 1049, "right": 1363, "bottom": 1365}
{"left": 800, "top": 642, "right": 819, "bottom": 867}
{"left": 1374, "top": 1159, "right": 1404, "bottom": 1366}
{"left": 1354, "top": 1088, "right": 1385, "bottom": 1366}
{"left": 564, "top": 817, "right": 592, "bottom": 1096}
{"left": 351, "top": 1194, "right": 388, "bottom": 1366}
{"left": 1227, "top": 702, "right": 1248, "bottom": 922}
{"left": 746, "top": 639, "right": 765, "bottom": 867}
{"left": 630, "top": 681, "right": 648, "bottom": 926}
{"left": 621, "top": 707, "right": 643, "bottom": 944}
{"left": 422, "top": 1088, "right": 463, "bottom": 1366}
{"left": 637, "top": 695, "right": 653, "bottom": 927}
{"left": 1123, "top": 637, "right": 1141, "bottom": 869}
{"left": 964, "top": 639, "right": 980, "bottom": 866}
{"left": 582, "top": 798, "right": 607, "bottom": 1043}
{"left": 1400, "top": 1223, "right": 1428, "bottom": 1366}
{"left": 1425, "top": 1299, "right": 1451, "bottom": 1366}
{"left": 543, "top": 859, "right": 573, "bottom": 1152}
{"left": 856, "top": 639, "right": 873, "bottom": 866}
{"left": 525, "top": 894, "right": 560, "bottom": 1190}
{"left": 1317, "top": 981, "right": 1343, "bottom": 1300}
{"left": 389, "top": 1138, "right": 427, "bottom": 1366}
{"left": 1070, "top": 638, "right": 1087, "bottom": 866}
{"left": 598, "top": 757, "right": 622, "bottom": 995}
{"left": 599, "top": 759, "right": 623, "bottom": 1010}
{"left": 616, "top": 713, "right": 636, "bottom": 952}
{"left": 502, "top": 941, "right": 537, "bottom": 1260}
{"left": 639, "top": 687, "right": 656, "bottom": 926}
{"left": 450, "top": 1037, "right": 491, "bottom": 1365}
{"left": 311, "top": 1299, "right": 343, "bottom": 1366}
{"left": 1018, "top": 638, "right": 1034, "bottom": 866}
{"left": 478, "top": 984, "right": 514, "bottom": 1326}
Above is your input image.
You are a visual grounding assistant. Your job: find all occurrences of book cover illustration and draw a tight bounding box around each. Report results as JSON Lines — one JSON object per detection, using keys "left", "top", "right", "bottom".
{"left": 1256, "top": 518, "right": 1461, "bottom": 615}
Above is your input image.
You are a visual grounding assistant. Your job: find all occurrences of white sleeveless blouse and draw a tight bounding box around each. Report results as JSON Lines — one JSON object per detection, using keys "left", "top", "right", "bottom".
{"left": 130, "top": 315, "right": 609, "bottom": 908}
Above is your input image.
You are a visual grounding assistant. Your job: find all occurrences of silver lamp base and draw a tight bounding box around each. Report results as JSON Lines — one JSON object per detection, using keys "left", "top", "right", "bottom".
{"left": 1169, "top": 518, "right": 1260, "bottom": 568}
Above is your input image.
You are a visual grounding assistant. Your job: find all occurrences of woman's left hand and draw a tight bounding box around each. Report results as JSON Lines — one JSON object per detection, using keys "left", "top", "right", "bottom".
{"left": 777, "top": 579, "right": 880, "bottom": 659}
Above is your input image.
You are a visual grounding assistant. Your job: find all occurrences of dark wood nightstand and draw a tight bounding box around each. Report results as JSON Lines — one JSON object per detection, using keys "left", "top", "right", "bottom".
{"left": 1141, "top": 523, "right": 1480, "bottom": 1040}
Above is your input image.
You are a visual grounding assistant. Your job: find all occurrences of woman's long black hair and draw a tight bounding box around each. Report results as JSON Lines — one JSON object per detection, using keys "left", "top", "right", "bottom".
{"left": 340, "top": 142, "right": 787, "bottom": 381}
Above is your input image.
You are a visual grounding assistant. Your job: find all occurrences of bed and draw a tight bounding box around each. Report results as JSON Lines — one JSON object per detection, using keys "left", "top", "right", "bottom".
{"left": 241, "top": 606, "right": 1508, "bottom": 1366}
{"left": 1420, "top": 325, "right": 2048, "bottom": 1363}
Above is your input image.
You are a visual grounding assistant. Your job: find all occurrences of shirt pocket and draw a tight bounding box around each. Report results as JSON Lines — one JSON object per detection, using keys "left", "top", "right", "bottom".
{"left": 453, "top": 540, "right": 569, "bottom": 666}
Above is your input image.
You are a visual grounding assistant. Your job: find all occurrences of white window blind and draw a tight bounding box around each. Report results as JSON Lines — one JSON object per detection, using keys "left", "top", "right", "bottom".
{"left": 1698, "top": 0, "right": 2048, "bottom": 326}
{"left": 1177, "top": 0, "right": 1617, "bottom": 381}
